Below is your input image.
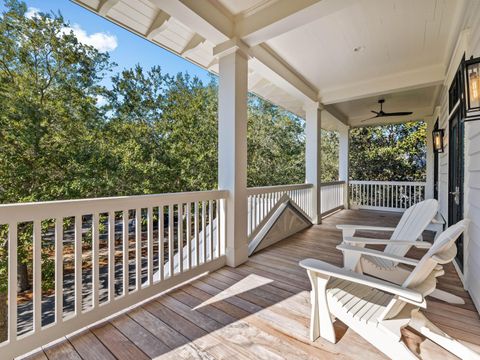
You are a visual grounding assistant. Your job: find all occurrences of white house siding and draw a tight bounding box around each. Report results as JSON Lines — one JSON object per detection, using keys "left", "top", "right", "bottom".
{"left": 437, "top": 0, "right": 480, "bottom": 311}
{"left": 463, "top": 1, "right": 480, "bottom": 312}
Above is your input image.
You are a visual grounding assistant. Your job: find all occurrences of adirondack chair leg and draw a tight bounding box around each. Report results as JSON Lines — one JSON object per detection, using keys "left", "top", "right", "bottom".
{"left": 429, "top": 288, "right": 465, "bottom": 304}
{"left": 307, "top": 270, "right": 336, "bottom": 343}
{"left": 409, "top": 309, "right": 480, "bottom": 359}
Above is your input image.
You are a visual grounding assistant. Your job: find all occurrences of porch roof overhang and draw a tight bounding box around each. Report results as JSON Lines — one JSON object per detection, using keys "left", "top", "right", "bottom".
{"left": 72, "top": 0, "right": 467, "bottom": 129}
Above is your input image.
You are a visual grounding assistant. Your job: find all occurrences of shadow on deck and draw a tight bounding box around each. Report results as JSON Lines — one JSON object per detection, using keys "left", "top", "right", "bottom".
{"left": 24, "top": 210, "right": 480, "bottom": 360}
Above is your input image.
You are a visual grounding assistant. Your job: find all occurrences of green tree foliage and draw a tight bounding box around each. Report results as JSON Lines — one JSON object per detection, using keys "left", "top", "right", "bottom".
{"left": 0, "top": 2, "right": 310, "bottom": 339}
{"left": 0, "top": 1, "right": 112, "bottom": 204}
{"left": 321, "top": 130, "right": 339, "bottom": 182}
{"left": 349, "top": 122, "right": 427, "bottom": 181}
{"left": 247, "top": 96, "right": 305, "bottom": 187}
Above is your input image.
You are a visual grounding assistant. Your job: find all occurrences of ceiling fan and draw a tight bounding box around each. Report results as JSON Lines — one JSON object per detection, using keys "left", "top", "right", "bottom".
{"left": 361, "top": 99, "right": 413, "bottom": 122}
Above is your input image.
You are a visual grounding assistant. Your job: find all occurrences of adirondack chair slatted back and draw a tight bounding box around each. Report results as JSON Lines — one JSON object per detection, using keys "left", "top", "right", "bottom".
{"left": 384, "top": 199, "right": 438, "bottom": 257}
{"left": 402, "top": 220, "right": 467, "bottom": 289}
{"left": 381, "top": 220, "right": 467, "bottom": 321}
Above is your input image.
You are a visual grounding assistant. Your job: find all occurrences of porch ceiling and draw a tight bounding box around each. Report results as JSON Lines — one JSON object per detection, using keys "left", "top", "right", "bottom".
{"left": 72, "top": 0, "right": 466, "bottom": 127}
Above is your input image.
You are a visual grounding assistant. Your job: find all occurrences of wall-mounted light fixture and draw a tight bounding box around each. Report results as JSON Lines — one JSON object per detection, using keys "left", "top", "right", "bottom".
{"left": 465, "top": 56, "right": 480, "bottom": 121}
{"left": 432, "top": 128, "right": 445, "bottom": 153}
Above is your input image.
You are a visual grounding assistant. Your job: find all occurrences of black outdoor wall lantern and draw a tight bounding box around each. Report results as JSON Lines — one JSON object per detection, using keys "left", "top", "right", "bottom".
{"left": 432, "top": 128, "right": 445, "bottom": 153}
{"left": 465, "top": 56, "right": 480, "bottom": 121}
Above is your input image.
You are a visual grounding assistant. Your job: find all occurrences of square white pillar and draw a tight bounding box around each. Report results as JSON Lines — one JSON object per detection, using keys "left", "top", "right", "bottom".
{"left": 305, "top": 103, "right": 322, "bottom": 224}
{"left": 217, "top": 48, "right": 249, "bottom": 267}
{"left": 338, "top": 125, "right": 350, "bottom": 208}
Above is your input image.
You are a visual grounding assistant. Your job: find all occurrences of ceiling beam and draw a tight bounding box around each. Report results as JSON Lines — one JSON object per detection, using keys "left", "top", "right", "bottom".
{"left": 320, "top": 64, "right": 445, "bottom": 105}
{"left": 249, "top": 44, "right": 318, "bottom": 102}
{"left": 150, "top": 0, "right": 233, "bottom": 44}
{"left": 97, "top": 0, "right": 120, "bottom": 16}
{"left": 146, "top": 10, "right": 171, "bottom": 40}
{"left": 236, "top": 0, "right": 355, "bottom": 46}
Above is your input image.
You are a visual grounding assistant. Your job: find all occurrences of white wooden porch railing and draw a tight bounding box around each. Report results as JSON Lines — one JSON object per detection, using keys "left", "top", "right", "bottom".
{"left": 246, "top": 181, "right": 348, "bottom": 238}
{"left": 349, "top": 180, "right": 426, "bottom": 211}
{"left": 320, "top": 181, "right": 345, "bottom": 215}
{"left": 0, "top": 190, "right": 227, "bottom": 359}
{"left": 247, "top": 184, "right": 313, "bottom": 238}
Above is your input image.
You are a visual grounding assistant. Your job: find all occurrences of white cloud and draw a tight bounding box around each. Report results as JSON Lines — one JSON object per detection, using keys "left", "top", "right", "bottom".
{"left": 25, "top": 7, "right": 40, "bottom": 19}
{"left": 61, "top": 24, "right": 118, "bottom": 52}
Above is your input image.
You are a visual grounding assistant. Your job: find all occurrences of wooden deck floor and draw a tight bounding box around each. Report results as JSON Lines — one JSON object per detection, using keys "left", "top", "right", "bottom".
{"left": 24, "top": 210, "right": 480, "bottom": 360}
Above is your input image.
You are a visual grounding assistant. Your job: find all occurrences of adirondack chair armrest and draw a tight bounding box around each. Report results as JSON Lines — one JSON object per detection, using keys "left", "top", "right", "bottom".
{"left": 299, "top": 258, "right": 424, "bottom": 304}
{"left": 336, "top": 244, "right": 420, "bottom": 266}
{"left": 343, "top": 236, "right": 432, "bottom": 249}
{"left": 336, "top": 224, "right": 397, "bottom": 232}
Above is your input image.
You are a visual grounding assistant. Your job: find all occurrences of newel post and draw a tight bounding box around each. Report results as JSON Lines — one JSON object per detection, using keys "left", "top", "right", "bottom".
{"left": 215, "top": 39, "right": 249, "bottom": 267}
{"left": 305, "top": 102, "right": 322, "bottom": 224}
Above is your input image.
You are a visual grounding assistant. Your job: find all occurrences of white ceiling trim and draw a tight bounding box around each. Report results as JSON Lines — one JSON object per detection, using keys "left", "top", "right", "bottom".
{"left": 320, "top": 64, "right": 445, "bottom": 105}
{"left": 235, "top": 0, "right": 354, "bottom": 47}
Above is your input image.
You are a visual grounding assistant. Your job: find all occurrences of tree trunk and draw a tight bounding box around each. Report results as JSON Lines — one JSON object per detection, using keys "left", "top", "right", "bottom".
{"left": 0, "top": 291, "right": 7, "bottom": 342}
{"left": 18, "top": 263, "right": 30, "bottom": 292}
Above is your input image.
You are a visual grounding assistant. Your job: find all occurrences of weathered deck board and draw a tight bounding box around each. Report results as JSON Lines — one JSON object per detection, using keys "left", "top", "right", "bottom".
{"left": 25, "top": 210, "right": 480, "bottom": 360}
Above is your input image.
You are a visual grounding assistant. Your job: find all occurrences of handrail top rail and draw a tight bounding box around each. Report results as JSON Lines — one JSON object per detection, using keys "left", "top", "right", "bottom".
{"left": 320, "top": 181, "right": 346, "bottom": 187}
{"left": 349, "top": 180, "right": 426, "bottom": 186}
{"left": 0, "top": 189, "right": 228, "bottom": 223}
{"left": 246, "top": 183, "right": 313, "bottom": 196}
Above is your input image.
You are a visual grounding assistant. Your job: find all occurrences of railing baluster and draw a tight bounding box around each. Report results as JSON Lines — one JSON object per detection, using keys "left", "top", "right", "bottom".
{"left": 74, "top": 215, "right": 82, "bottom": 315}
{"left": 55, "top": 218, "right": 63, "bottom": 324}
{"left": 247, "top": 197, "right": 251, "bottom": 237}
{"left": 8, "top": 223, "right": 18, "bottom": 343}
{"left": 168, "top": 205, "right": 174, "bottom": 277}
{"left": 108, "top": 211, "right": 115, "bottom": 301}
{"left": 92, "top": 213, "right": 100, "bottom": 307}
{"left": 194, "top": 202, "right": 200, "bottom": 267}
{"left": 147, "top": 207, "right": 154, "bottom": 285}
{"left": 178, "top": 204, "right": 183, "bottom": 274}
{"left": 215, "top": 199, "right": 220, "bottom": 259}
{"left": 209, "top": 200, "right": 213, "bottom": 262}
{"left": 135, "top": 208, "right": 141, "bottom": 289}
{"left": 33, "top": 220, "right": 41, "bottom": 332}
{"left": 122, "top": 210, "right": 129, "bottom": 294}
{"left": 186, "top": 202, "right": 192, "bottom": 269}
{"left": 159, "top": 206, "right": 164, "bottom": 281}
{"left": 202, "top": 201, "right": 206, "bottom": 265}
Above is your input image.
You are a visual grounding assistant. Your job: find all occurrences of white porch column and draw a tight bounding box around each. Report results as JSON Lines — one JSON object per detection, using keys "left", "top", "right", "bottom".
{"left": 216, "top": 43, "right": 249, "bottom": 267}
{"left": 338, "top": 124, "right": 350, "bottom": 208}
{"left": 425, "top": 116, "right": 434, "bottom": 199}
{"left": 305, "top": 102, "right": 322, "bottom": 224}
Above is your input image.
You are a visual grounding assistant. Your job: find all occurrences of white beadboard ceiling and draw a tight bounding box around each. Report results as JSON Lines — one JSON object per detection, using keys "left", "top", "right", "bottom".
{"left": 72, "top": 0, "right": 466, "bottom": 127}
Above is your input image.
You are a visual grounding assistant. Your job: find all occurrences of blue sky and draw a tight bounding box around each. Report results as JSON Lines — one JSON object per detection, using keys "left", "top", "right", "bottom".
{"left": 0, "top": 0, "right": 211, "bottom": 85}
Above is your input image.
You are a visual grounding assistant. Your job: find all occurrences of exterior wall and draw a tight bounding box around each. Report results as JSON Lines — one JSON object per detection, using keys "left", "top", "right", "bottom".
{"left": 437, "top": 0, "right": 480, "bottom": 311}
{"left": 463, "top": 1, "right": 480, "bottom": 312}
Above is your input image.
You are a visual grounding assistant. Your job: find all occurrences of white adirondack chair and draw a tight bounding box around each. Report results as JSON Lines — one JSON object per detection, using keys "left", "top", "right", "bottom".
{"left": 336, "top": 199, "right": 464, "bottom": 305}
{"left": 300, "top": 220, "right": 478, "bottom": 360}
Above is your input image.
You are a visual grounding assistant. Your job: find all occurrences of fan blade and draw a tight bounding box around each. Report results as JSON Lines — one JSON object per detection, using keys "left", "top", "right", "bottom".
{"left": 382, "top": 111, "right": 413, "bottom": 117}
{"left": 360, "top": 115, "right": 379, "bottom": 122}
{"left": 371, "top": 110, "right": 379, "bottom": 114}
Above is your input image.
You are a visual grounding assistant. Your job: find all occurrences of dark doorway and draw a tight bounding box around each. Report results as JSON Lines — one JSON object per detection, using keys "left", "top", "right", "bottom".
{"left": 448, "top": 59, "right": 465, "bottom": 272}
